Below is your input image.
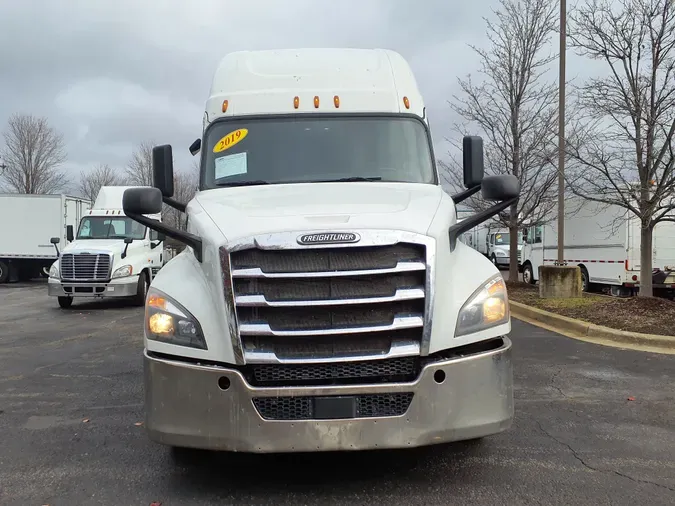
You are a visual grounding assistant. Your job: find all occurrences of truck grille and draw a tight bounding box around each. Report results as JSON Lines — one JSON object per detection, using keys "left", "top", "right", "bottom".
{"left": 252, "top": 393, "right": 414, "bottom": 420}
{"left": 248, "top": 356, "right": 420, "bottom": 387}
{"left": 60, "top": 253, "right": 112, "bottom": 281}
{"left": 224, "top": 242, "right": 428, "bottom": 360}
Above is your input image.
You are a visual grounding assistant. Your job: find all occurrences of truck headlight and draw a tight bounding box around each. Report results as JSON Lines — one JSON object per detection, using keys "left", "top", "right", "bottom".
{"left": 455, "top": 275, "right": 509, "bottom": 337}
{"left": 112, "top": 265, "right": 133, "bottom": 278}
{"left": 49, "top": 263, "right": 59, "bottom": 279}
{"left": 145, "top": 288, "right": 207, "bottom": 349}
{"left": 495, "top": 250, "right": 506, "bottom": 257}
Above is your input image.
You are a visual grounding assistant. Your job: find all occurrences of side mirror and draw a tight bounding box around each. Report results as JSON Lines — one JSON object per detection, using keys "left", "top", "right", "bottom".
{"left": 66, "top": 225, "right": 74, "bottom": 242}
{"left": 153, "top": 145, "right": 174, "bottom": 198}
{"left": 123, "top": 187, "right": 163, "bottom": 216}
{"left": 157, "top": 232, "right": 166, "bottom": 242}
{"left": 481, "top": 175, "right": 520, "bottom": 201}
{"left": 189, "top": 138, "right": 201, "bottom": 156}
{"left": 462, "top": 136, "right": 484, "bottom": 188}
{"left": 50, "top": 237, "right": 60, "bottom": 258}
{"left": 121, "top": 237, "right": 133, "bottom": 259}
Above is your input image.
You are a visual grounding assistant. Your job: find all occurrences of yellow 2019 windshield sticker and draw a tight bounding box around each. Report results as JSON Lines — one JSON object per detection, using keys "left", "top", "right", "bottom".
{"left": 213, "top": 128, "right": 248, "bottom": 153}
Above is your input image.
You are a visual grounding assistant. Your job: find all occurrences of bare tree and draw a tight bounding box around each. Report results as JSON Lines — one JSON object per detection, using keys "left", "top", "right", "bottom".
{"left": 163, "top": 162, "right": 199, "bottom": 230}
{"left": 0, "top": 113, "right": 69, "bottom": 194}
{"left": 441, "top": 0, "right": 560, "bottom": 280}
{"left": 77, "top": 163, "right": 125, "bottom": 203}
{"left": 565, "top": 0, "right": 675, "bottom": 297}
{"left": 125, "top": 140, "right": 154, "bottom": 186}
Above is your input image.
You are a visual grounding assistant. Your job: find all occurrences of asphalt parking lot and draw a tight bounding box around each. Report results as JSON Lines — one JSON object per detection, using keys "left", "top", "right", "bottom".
{"left": 1, "top": 281, "right": 674, "bottom": 505}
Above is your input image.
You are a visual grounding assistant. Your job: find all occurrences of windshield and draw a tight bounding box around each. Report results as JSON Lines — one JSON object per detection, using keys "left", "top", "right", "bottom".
{"left": 77, "top": 216, "right": 147, "bottom": 240}
{"left": 494, "top": 233, "right": 510, "bottom": 245}
{"left": 201, "top": 115, "right": 437, "bottom": 188}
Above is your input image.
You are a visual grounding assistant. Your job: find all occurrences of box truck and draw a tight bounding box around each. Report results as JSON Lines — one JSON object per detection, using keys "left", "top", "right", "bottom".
{"left": 47, "top": 186, "right": 165, "bottom": 308}
{"left": 0, "top": 194, "right": 91, "bottom": 284}
{"left": 120, "top": 48, "right": 520, "bottom": 455}
{"left": 521, "top": 196, "right": 675, "bottom": 297}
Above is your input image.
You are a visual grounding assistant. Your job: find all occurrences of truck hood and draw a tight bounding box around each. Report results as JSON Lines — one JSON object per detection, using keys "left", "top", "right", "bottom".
{"left": 61, "top": 239, "right": 129, "bottom": 256}
{"left": 194, "top": 182, "right": 446, "bottom": 242}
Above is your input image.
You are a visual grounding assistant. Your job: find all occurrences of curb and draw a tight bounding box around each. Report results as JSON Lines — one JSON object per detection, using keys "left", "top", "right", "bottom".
{"left": 509, "top": 300, "right": 675, "bottom": 350}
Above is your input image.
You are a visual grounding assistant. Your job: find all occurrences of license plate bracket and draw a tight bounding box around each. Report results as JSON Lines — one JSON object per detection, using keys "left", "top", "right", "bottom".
{"left": 312, "top": 396, "right": 357, "bottom": 419}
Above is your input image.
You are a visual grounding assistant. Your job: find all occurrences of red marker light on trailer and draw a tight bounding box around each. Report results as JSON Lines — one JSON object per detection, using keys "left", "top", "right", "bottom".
{"left": 314, "top": 96, "right": 320, "bottom": 108}
{"left": 293, "top": 96, "right": 300, "bottom": 109}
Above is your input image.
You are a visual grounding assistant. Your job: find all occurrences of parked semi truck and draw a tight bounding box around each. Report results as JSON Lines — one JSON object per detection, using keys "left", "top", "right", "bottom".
{"left": 460, "top": 218, "right": 524, "bottom": 269}
{"left": 47, "top": 186, "right": 165, "bottom": 308}
{"left": 521, "top": 195, "right": 675, "bottom": 297}
{"left": 121, "top": 48, "right": 520, "bottom": 455}
{"left": 0, "top": 193, "right": 91, "bottom": 284}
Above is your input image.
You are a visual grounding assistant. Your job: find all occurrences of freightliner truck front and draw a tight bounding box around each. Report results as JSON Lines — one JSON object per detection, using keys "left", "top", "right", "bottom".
{"left": 122, "top": 48, "right": 520, "bottom": 456}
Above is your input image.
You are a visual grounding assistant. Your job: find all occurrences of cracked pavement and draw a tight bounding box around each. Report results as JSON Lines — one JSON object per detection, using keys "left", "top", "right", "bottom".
{"left": 0, "top": 281, "right": 674, "bottom": 505}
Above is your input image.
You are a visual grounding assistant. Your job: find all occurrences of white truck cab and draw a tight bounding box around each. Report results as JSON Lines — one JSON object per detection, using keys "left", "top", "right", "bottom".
{"left": 121, "top": 48, "right": 521, "bottom": 455}
{"left": 47, "top": 186, "right": 165, "bottom": 308}
{"left": 462, "top": 219, "right": 523, "bottom": 268}
{"left": 486, "top": 228, "right": 524, "bottom": 268}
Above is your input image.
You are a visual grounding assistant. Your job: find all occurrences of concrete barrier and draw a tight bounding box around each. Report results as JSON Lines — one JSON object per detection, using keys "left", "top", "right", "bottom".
{"left": 538, "top": 265, "right": 582, "bottom": 298}
{"left": 510, "top": 300, "right": 675, "bottom": 350}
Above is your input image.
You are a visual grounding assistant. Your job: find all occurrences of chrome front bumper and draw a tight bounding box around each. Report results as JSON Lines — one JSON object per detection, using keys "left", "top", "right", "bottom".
{"left": 144, "top": 337, "right": 514, "bottom": 453}
{"left": 47, "top": 275, "right": 139, "bottom": 298}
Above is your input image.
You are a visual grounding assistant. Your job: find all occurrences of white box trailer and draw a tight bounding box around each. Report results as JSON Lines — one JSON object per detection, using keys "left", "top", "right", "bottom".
{"left": 0, "top": 194, "right": 91, "bottom": 283}
{"left": 521, "top": 196, "right": 675, "bottom": 297}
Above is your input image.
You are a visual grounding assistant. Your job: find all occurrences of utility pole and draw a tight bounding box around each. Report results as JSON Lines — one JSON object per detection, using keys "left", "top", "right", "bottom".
{"left": 557, "top": 0, "right": 566, "bottom": 265}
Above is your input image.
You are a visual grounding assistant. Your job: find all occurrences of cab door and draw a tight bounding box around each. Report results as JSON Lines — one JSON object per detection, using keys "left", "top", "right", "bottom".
{"left": 148, "top": 229, "right": 164, "bottom": 277}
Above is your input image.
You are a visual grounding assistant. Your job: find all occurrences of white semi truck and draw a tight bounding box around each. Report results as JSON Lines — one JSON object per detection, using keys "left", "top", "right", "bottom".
{"left": 121, "top": 48, "right": 520, "bottom": 455}
{"left": 47, "top": 186, "right": 165, "bottom": 308}
{"left": 0, "top": 193, "right": 91, "bottom": 284}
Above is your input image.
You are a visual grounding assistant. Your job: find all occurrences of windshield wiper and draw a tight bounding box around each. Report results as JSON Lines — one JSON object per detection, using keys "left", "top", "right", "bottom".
{"left": 315, "top": 176, "right": 382, "bottom": 183}
{"left": 215, "top": 180, "right": 270, "bottom": 187}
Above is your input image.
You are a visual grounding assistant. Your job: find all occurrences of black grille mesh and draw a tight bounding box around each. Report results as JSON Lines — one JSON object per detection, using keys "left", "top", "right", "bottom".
{"left": 252, "top": 393, "right": 414, "bottom": 420}
{"left": 249, "top": 357, "right": 419, "bottom": 386}
{"left": 230, "top": 244, "right": 425, "bottom": 273}
{"left": 234, "top": 272, "right": 424, "bottom": 301}
{"left": 238, "top": 300, "right": 424, "bottom": 330}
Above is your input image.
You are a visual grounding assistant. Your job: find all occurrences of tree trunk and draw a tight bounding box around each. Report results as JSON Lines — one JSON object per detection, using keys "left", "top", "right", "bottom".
{"left": 639, "top": 221, "right": 654, "bottom": 297}
{"left": 508, "top": 202, "right": 519, "bottom": 281}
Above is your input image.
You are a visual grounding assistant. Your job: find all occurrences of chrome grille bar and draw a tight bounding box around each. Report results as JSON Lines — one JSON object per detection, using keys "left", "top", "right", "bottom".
{"left": 235, "top": 287, "right": 425, "bottom": 307}
{"left": 239, "top": 316, "right": 425, "bottom": 337}
{"left": 231, "top": 261, "right": 426, "bottom": 279}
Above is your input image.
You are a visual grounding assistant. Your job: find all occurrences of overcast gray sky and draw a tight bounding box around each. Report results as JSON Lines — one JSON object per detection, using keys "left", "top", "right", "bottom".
{"left": 0, "top": 0, "right": 595, "bottom": 190}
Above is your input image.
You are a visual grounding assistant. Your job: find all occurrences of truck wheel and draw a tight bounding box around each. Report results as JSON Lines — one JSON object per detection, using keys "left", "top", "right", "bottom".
{"left": 133, "top": 271, "right": 149, "bottom": 306}
{"left": 58, "top": 296, "right": 73, "bottom": 309}
{"left": 0, "top": 260, "right": 8, "bottom": 284}
{"left": 579, "top": 266, "right": 590, "bottom": 292}
{"left": 523, "top": 263, "right": 535, "bottom": 285}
